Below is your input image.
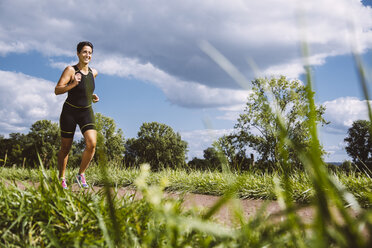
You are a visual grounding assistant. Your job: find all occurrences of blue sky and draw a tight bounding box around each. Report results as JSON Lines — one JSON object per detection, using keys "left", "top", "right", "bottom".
{"left": 1, "top": 0, "right": 372, "bottom": 162}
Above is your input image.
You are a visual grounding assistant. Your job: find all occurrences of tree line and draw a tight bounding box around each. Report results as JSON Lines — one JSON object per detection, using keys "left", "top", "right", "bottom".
{"left": 0, "top": 76, "right": 371, "bottom": 172}
{"left": 0, "top": 114, "right": 187, "bottom": 171}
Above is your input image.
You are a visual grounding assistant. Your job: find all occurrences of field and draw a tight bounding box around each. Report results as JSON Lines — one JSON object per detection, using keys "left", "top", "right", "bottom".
{"left": 0, "top": 164, "right": 371, "bottom": 247}
{"left": 1, "top": 165, "right": 372, "bottom": 207}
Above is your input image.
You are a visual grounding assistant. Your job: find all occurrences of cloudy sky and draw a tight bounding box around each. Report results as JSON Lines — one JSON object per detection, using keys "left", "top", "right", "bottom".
{"left": 1, "top": 0, "right": 372, "bottom": 161}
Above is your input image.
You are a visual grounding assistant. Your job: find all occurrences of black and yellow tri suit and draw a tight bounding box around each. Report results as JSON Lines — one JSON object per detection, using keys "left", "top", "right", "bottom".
{"left": 60, "top": 65, "right": 96, "bottom": 138}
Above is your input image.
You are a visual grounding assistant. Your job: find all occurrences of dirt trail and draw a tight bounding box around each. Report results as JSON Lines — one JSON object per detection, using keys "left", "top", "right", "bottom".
{"left": 6, "top": 180, "right": 318, "bottom": 226}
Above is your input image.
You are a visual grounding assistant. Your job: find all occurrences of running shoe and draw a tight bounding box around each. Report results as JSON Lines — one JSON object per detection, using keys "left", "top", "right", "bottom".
{"left": 61, "top": 178, "right": 68, "bottom": 189}
{"left": 76, "top": 173, "right": 89, "bottom": 188}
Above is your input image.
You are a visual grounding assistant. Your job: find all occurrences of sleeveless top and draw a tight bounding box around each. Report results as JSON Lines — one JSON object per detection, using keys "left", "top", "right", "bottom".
{"left": 65, "top": 65, "right": 95, "bottom": 108}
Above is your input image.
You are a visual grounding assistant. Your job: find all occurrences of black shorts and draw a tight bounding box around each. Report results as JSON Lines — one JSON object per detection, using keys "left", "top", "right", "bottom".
{"left": 60, "top": 102, "right": 96, "bottom": 138}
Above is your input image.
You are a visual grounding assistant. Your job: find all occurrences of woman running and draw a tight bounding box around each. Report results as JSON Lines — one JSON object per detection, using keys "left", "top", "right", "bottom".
{"left": 55, "top": 41, "right": 99, "bottom": 189}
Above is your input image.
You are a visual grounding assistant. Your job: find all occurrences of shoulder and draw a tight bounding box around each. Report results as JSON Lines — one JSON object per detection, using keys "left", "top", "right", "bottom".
{"left": 63, "top": 65, "right": 76, "bottom": 75}
{"left": 91, "top": 68, "right": 98, "bottom": 77}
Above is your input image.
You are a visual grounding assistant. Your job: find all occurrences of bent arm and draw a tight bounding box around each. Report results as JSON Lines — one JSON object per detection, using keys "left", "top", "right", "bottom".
{"left": 54, "top": 66, "right": 78, "bottom": 95}
{"left": 92, "top": 68, "right": 99, "bottom": 102}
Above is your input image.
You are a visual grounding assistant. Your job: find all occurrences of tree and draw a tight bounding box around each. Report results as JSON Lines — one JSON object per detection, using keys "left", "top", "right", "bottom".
{"left": 26, "top": 120, "right": 60, "bottom": 168}
{"left": 344, "top": 120, "right": 372, "bottom": 170}
{"left": 216, "top": 135, "right": 253, "bottom": 171}
{"left": 0, "top": 124, "right": 59, "bottom": 168}
{"left": 7, "top": 133, "right": 30, "bottom": 167}
{"left": 0, "top": 134, "right": 20, "bottom": 166}
{"left": 125, "top": 122, "right": 188, "bottom": 170}
{"left": 187, "top": 147, "right": 223, "bottom": 171}
{"left": 234, "top": 76, "right": 328, "bottom": 169}
{"left": 187, "top": 157, "right": 211, "bottom": 171}
{"left": 203, "top": 147, "right": 222, "bottom": 169}
{"left": 123, "top": 138, "right": 138, "bottom": 166}
{"left": 94, "top": 113, "right": 126, "bottom": 163}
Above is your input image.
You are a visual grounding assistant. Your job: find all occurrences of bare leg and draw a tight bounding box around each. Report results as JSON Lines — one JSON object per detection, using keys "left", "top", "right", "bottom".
{"left": 79, "top": 129, "right": 97, "bottom": 174}
{"left": 58, "top": 137, "right": 73, "bottom": 179}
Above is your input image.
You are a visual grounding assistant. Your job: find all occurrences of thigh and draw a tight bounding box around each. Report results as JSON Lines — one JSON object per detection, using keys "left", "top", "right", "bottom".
{"left": 60, "top": 104, "right": 77, "bottom": 138}
{"left": 77, "top": 107, "right": 96, "bottom": 135}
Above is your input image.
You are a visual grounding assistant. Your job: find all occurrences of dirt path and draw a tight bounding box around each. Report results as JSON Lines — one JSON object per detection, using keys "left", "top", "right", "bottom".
{"left": 6, "top": 180, "right": 317, "bottom": 226}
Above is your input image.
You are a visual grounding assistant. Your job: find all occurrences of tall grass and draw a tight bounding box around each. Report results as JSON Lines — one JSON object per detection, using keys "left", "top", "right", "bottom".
{"left": 1, "top": 164, "right": 371, "bottom": 247}
{"left": 1, "top": 165, "right": 371, "bottom": 206}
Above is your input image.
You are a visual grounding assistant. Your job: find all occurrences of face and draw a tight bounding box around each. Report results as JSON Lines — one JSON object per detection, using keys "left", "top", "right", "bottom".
{"left": 77, "top": 45, "right": 93, "bottom": 64}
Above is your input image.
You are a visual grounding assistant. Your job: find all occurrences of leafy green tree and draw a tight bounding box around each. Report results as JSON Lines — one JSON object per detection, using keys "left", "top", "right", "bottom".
{"left": 337, "top": 160, "right": 355, "bottom": 174}
{"left": 1, "top": 131, "right": 52, "bottom": 168}
{"left": 123, "top": 138, "right": 138, "bottom": 166}
{"left": 187, "top": 157, "right": 211, "bottom": 171}
{"left": 27, "top": 120, "right": 60, "bottom": 168}
{"left": 234, "top": 76, "right": 328, "bottom": 169}
{"left": 7, "top": 133, "right": 30, "bottom": 167}
{"left": 94, "top": 113, "right": 126, "bottom": 163}
{"left": 344, "top": 120, "right": 372, "bottom": 170}
{"left": 125, "top": 122, "right": 188, "bottom": 170}
{"left": 216, "top": 135, "right": 253, "bottom": 171}
{"left": 203, "top": 147, "right": 221, "bottom": 169}
{"left": 0, "top": 134, "right": 16, "bottom": 166}
{"left": 187, "top": 147, "right": 223, "bottom": 171}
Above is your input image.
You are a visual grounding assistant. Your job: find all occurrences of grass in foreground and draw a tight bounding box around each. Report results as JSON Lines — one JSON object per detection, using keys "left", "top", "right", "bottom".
{"left": 0, "top": 166, "right": 291, "bottom": 247}
{"left": 1, "top": 164, "right": 372, "bottom": 247}
{"left": 1, "top": 165, "right": 371, "bottom": 207}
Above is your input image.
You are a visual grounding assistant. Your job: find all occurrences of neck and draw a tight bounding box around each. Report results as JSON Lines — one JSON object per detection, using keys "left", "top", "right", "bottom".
{"left": 77, "top": 62, "right": 89, "bottom": 71}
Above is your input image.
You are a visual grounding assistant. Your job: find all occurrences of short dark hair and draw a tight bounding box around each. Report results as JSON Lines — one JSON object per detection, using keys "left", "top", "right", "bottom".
{"left": 77, "top": 41, "right": 93, "bottom": 53}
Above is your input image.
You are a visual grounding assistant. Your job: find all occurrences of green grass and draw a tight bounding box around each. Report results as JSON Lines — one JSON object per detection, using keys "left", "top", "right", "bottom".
{"left": 0, "top": 169, "right": 166, "bottom": 247}
{"left": 0, "top": 166, "right": 294, "bottom": 247}
{"left": 1, "top": 166, "right": 371, "bottom": 207}
{"left": 1, "top": 164, "right": 371, "bottom": 247}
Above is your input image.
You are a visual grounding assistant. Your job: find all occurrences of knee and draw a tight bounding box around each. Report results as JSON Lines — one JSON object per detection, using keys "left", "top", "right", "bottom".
{"left": 59, "top": 145, "right": 71, "bottom": 156}
{"left": 86, "top": 141, "right": 96, "bottom": 152}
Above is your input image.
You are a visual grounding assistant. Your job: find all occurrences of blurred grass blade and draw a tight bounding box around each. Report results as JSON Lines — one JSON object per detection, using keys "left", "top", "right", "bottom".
{"left": 353, "top": 53, "right": 372, "bottom": 124}
{"left": 96, "top": 129, "right": 123, "bottom": 246}
{"left": 199, "top": 40, "right": 251, "bottom": 90}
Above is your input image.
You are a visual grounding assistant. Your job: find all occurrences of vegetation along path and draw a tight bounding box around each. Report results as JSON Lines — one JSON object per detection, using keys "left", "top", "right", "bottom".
{"left": 9, "top": 180, "right": 353, "bottom": 227}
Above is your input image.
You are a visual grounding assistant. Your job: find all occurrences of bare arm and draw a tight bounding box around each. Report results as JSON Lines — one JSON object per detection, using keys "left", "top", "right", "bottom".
{"left": 54, "top": 66, "right": 80, "bottom": 95}
{"left": 92, "top": 68, "right": 98, "bottom": 78}
{"left": 91, "top": 68, "right": 99, "bottom": 103}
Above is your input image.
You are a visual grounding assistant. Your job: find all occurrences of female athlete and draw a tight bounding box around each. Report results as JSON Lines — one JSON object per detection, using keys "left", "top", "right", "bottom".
{"left": 55, "top": 41, "right": 99, "bottom": 189}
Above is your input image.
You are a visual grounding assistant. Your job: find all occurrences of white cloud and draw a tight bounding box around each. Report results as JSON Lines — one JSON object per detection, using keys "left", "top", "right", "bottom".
{"left": 323, "top": 142, "right": 348, "bottom": 162}
{"left": 0, "top": 70, "right": 64, "bottom": 134}
{"left": 1, "top": 0, "right": 371, "bottom": 90}
{"left": 323, "top": 96, "right": 371, "bottom": 133}
{"left": 181, "top": 128, "right": 233, "bottom": 159}
{"left": 0, "top": 41, "right": 30, "bottom": 55}
{"left": 324, "top": 143, "right": 346, "bottom": 155}
{"left": 216, "top": 104, "right": 246, "bottom": 121}
{"left": 93, "top": 55, "right": 250, "bottom": 108}
{"left": 261, "top": 53, "right": 330, "bottom": 78}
